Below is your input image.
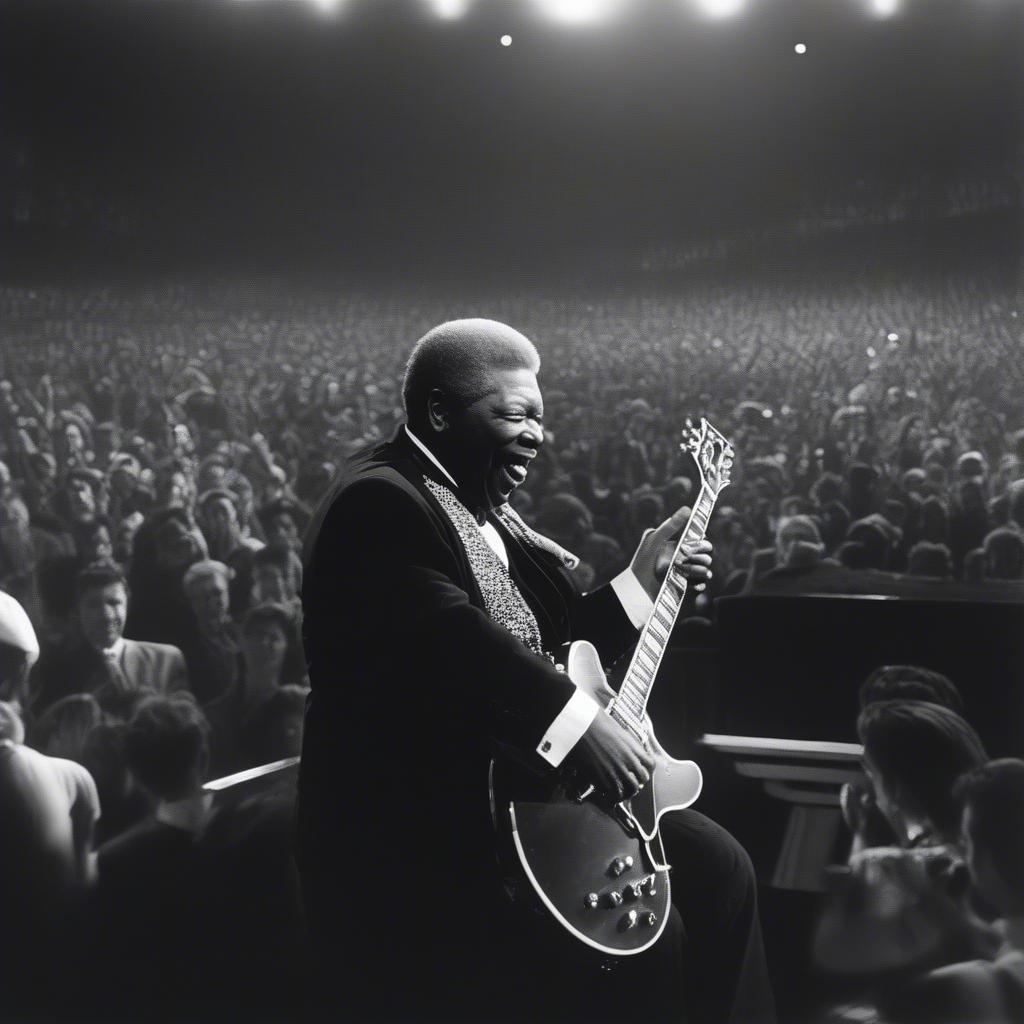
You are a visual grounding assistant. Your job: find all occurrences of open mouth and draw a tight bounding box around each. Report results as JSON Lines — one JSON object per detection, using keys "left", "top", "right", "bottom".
{"left": 498, "top": 458, "right": 530, "bottom": 493}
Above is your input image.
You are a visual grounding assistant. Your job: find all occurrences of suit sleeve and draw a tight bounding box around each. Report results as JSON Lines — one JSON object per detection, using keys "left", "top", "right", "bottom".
{"left": 303, "top": 475, "right": 581, "bottom": 754}
{"left": 564, "top": 576, "right": 644, "bottom": 669}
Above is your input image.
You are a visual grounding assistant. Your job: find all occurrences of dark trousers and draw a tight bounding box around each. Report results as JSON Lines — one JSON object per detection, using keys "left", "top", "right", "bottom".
{"left": 659, "top": 809, "right": 776, "bottom": 1024}
{"left": 301, "top": 810, "right": 773, "bottom": 1023}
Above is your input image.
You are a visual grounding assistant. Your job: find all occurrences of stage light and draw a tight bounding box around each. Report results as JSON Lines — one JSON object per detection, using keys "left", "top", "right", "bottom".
{"left": 868, "top": 0, "right": 900, "bottom": 17}
{"left": 310, "top": 0, "right": 343, "bottom": 13}
{"left": 866, "top": 346, "right": 877, "bottom": 358}
{"left": 794, "top": 42, "right": 807, "bottom": 54}
{"left": 424, "top": 0, "right": 473, "bottom": 19}
{"left": 694, "top": 0, "right": 746, "bottom": 19}
{"left": 501, "top": 34, "right": 512, "bottom": 45}
{"left": 533, "top": 0, "right": 622, "bottom": 26}
{"left": 887, "top": 332, "right": 899, "bottom": 342}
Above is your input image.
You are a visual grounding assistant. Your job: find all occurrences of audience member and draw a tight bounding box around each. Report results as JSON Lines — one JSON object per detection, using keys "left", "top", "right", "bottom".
{"left": 32, "top": 561, "right": 188, "bottom": 719}
{"left": 179, "top": 559, "right": 239, "bottom": 705}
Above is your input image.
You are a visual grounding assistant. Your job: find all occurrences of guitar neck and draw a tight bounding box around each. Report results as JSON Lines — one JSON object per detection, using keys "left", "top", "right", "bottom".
{"left": 610, "top": 483, "right": 720, "bottom": 731}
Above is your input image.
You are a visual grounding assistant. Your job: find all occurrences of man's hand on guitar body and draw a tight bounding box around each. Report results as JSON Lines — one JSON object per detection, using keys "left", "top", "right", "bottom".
{"left": 566, "top": 708, "right": 654, "bottom": 803}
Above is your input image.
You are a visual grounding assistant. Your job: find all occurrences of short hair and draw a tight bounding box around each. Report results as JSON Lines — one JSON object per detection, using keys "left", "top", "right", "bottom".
{"left": 401, "top": 319, "right": 540, "bottom": 427}
{"left": 182, "top": 559, "right": 233, "bottom": 594}
{"left": 858, "top": 700, "right": 987, "bottom": 841}
{"left": 776, "top": 515, "right": 823, "bottom": 549}
{"left": 124, "top": 693, "right": 211, "bottom": 800}
{"left": 859, "top": 665, "right": 964, "bottom": 715}
{"left": 983, "top": 527, "right": 1024, "bottom": 581}
{"left": 34, "top": 693, "right": 107, "bottom": 762}
{"left": 845, "top": 520, "right": 891, "bottom": 570}
{"left": 75, "top": 560, "right": 128, "bottom": 603}
{"left": 954, "top": 759, "right": 1024, "bottom": 914}
{"left": 906, "top": 541, "right": 953, "bottom": 579}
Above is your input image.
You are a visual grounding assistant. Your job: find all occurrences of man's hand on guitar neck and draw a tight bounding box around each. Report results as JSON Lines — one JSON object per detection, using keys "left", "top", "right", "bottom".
{"left": 566, "top": 707, "right": 655, "bottom": 802}
{"left": 629, "top": 505, "right": 714, "bottom": 604}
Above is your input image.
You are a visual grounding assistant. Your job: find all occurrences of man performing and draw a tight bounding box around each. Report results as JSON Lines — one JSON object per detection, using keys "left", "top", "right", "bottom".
{"left": 298, "top": 319, "right": 773, "bottom": 1023}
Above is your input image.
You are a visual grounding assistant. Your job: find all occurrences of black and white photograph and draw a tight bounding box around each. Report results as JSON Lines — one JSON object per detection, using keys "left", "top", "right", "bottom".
{"left": 1, "top": 0, "right": 1023, "bottom": 1021}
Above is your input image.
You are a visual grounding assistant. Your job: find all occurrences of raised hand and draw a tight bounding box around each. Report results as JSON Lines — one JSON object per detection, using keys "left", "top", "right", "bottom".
{"left": 628, "top": 503, "right": 714, "bottom": 603}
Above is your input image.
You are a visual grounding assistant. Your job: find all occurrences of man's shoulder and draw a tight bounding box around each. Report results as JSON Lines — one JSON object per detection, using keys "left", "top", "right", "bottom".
{"left": 123, "top": 639, "right": 186, "bottom": 663}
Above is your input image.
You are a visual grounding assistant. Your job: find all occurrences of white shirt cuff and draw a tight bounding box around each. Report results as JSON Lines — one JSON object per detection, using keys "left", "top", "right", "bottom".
{"left": 536, "top": 689, "right": 600, "bottom": 768}
{"left": 611, "top": 568, "right": 655, "bottom": 631}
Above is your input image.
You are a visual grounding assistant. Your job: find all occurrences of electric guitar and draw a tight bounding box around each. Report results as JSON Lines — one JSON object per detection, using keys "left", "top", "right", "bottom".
{"left": 490, "top": 418, "right": 734, "bottom": 956}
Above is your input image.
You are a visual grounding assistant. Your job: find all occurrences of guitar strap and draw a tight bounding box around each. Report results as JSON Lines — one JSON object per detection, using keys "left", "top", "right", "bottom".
{"left": 423, "top": 477, "right": 559, "bottom": 661}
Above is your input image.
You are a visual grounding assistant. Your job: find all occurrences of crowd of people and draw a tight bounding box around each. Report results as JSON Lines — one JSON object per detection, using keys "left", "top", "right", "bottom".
{"left": 813, "top": 664, "right": 1024, "bottom": 1023}
{"left": 0, "top": 266, "right": 1022, "bottom": 1020}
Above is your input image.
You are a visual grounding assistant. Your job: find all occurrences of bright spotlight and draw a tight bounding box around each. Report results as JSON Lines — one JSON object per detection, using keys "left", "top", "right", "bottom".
{"left": 424, "top": 0, "right": 473, "bottom": 19}
{"left": 868, "top": 0, "right": 900, "bottom": 17}
{"left": 310, "top": 0, "right": 342, "bottom": 13}
{"left": 500, "top": 34, "right": 513, "bottom": 46}
{"left": 533, "top": 0, "right": 622, "bottom": 26}
{"left": 794, "top": 42, "right": 807, "bottom": 54}
{"left": 694, "top": 0, "right": 746, "bottom": 19}
{"left": 887, "top": 332, "right": 899, "bottom": 342}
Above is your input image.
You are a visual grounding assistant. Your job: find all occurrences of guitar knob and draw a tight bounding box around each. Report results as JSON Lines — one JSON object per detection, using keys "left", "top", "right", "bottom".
{"left": 619, "top": 910, "right": 639, "bottom": 931}
{"left": 624, "top": 855, "right": 634, "bottom": 869}
{"left": 609, "top": 857, "right": 626, "bottom": 877}
{"left": 606, "top": 891, "right": 624, "bottom": 908}
{"left": 643, "top": 874, "right": 658, "bottom": 896}
{"left": 584, "top": 893, "right": 600, "bottom": 910}
{"left": 624, "top": 881, "right": 644, "bottom": 901}
{"left": 643, "top": 911, "right": 658, "bottom": 928}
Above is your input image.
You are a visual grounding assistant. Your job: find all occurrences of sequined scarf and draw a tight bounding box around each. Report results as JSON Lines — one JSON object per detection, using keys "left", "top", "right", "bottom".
{"left": 423, "top": 477, "right": 579, "bottom": 659}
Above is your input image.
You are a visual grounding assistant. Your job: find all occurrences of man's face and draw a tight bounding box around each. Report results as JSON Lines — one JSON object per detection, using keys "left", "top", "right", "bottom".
{"left": 188, "top": 575, "right": 230, "bottom": 625}
{"left": 242, "top": 620, "right": 287, "bottom": 672}
{"left": 157, "top": 520, "right": 202, "bottom": 569}
{"left": 79, "top": 581, "right": 128, "bottom": 651}
{"left": 268, "top": 513, "right": 299, "bottom": 549}
{"left": 67, "top": 479, "right": 97, "bottom": 523}
{"left": 205, "top": 497, "right": 238, "bottom": 532}
{"left": 440, "top": 367, "right": 544, "bottom": 513}
{"left": 254, "top": 565, "right": 292, "bottom": 605}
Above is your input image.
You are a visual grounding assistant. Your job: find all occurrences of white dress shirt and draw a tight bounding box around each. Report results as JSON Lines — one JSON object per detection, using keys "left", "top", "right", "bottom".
{"left": 405, "top": 425, "right": 653, "bottom": 767}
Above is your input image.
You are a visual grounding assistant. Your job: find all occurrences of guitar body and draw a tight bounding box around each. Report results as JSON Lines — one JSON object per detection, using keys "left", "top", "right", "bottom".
{"left": 490, "top": 641, "right": 703, "bottom": 956}
{"left": 492, "top": 418, "right": 731, "bottom": 957}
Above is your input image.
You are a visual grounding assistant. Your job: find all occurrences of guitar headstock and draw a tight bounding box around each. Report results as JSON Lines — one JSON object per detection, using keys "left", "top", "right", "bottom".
{"left": 681, "top": 417, "right": 734, "bottom": 495}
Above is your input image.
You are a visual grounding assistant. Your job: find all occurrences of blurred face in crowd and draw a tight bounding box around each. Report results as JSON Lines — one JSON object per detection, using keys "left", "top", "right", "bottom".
{"left": 62, "top": 422, "right": 85, "bottom": 456}
{"left": 115, "top": 519, "right": 140, "bottom": 564}
{"left": 156, "top": 518, "right": 203, "bottom": 570}
{"left": 67, "top": 478, "right": 97, "bottom": 523}
{"left": 242, "top": 619, "right": 288, "bottom": 678}
{"left": 157, "top": 470, "right": 190, "bottom": 509}
{"left": 434, "top": 367, "right": 544, "bottom": 516}
{"left": 253, "top": 564, "right": 294, "bottom": 606}
{"left": 0, "top": 460, "right": 10, "bottom": 502}
{"left": 267, "top": 512, "right": 299, "bottom": 550}
{"left": 199, "top": 463, "right": 227, "bottom": 493}
{"left": 84, "top": 524, "right": 114, "bottom": 563}
{"left": 187, "top": 573, "right": 230, "bottom": 626}
{"left": 79, "top": 581, "right": 128, "bottom": 651}
{"left": 110, "top": 467, "right": 136, "bottom": 498}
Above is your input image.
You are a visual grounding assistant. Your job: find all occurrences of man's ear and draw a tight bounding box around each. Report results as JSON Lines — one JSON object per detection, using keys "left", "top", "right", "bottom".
{"left": 426, "top": 389, "right": 452, "bottom": 434}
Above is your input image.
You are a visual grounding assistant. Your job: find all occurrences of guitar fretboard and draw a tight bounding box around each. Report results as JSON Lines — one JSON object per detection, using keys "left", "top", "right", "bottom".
{"left": 609, "top": 482, "right": 720, "bottom": 737}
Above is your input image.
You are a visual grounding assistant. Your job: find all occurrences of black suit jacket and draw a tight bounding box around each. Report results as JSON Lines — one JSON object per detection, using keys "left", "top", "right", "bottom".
{"left": 297, "top": 428, "right": 640, "bottom": 935}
